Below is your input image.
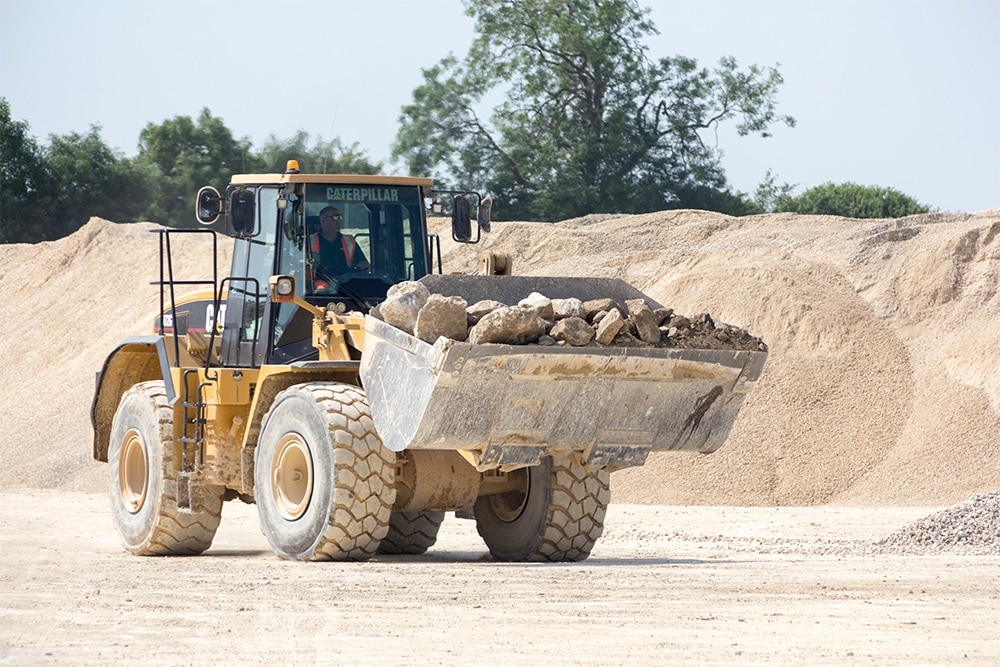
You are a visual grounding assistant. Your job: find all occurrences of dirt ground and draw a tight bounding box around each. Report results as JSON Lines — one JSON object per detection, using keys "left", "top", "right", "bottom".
{"left": 1, "top": 491, "right": 997, "bottom": 666}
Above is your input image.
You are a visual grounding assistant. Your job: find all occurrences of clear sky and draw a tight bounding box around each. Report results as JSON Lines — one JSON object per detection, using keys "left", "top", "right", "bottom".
{"left": 2, "top": 0, "right": 997, "bottom": 213}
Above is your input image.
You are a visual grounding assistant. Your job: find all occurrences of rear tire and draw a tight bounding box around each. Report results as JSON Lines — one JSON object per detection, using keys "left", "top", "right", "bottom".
{"left": 107, "top": 381, "right": 223, "bottom": 555}
{"left": 474, "top": 456, "right": 610, "bottom": 562}
{"left": 378, "top": 511, "right": 445, "bottom": 555}
{"left": 254, "top": 383, "right": 395, "bottom": 561}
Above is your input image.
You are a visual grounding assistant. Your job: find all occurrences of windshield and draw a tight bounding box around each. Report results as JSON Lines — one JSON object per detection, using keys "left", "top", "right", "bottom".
{"left": 278, "top": 183, "right": 428, "bottom": 303}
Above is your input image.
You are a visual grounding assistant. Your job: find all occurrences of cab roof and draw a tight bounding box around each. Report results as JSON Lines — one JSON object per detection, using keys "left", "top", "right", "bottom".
{"left": 230, "top": 172, "right": 434, "bottom": 187}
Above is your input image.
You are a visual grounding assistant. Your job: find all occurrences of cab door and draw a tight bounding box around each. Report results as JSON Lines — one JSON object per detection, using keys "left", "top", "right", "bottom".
{"left": 220, "top": 187, "right": 279, "bottom": 368}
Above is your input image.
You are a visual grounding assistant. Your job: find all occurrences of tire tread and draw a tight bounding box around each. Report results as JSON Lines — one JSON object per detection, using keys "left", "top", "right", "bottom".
{"left": 108, "top": 381, "right": 223, "bottom": 556}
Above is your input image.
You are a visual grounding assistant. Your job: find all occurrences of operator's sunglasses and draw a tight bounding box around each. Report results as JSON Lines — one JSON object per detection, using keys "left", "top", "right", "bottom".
{"left": 322, "top": 214, "right": 343, "bottom": 221}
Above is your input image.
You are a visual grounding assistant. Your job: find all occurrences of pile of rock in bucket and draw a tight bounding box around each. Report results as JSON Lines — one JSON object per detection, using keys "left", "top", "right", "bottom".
{"left": 371, "top": 281, "right": 767, "bottom": 352}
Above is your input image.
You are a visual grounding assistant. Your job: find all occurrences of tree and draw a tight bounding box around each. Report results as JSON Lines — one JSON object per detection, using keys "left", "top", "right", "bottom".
{"left": 749, "top": 169, "right": 797, "bottom": 214}
{"left": 254, "top": 131, "right": 383, "bottom": 175}
{"left": 44, "top": 126, "right": 150, "bottom": 237}
{"left": 1, "top": 98, "right": 53, "bottom": 243}
{"left": 137, "top": 108, "right": 254, "bottom": 227}
{"left": 2, "top": 100, "right": 147, "bottom": 243}
{"left": 777, "top": 182, "right": 930, "bottom": 219}
{"left": 393, "top": 0, "right": 794, "bottom": 221}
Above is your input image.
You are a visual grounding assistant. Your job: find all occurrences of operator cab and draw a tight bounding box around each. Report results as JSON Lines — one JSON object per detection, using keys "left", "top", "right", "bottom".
{"left": 193, "top": 161, "right": 490, "bottom": 368}
{"left": 291, "top": 183, "right": 429, "bottom": 305}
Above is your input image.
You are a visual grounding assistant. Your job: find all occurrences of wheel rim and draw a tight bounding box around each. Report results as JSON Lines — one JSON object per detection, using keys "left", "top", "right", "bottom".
{"left": 118, "top": 428, "right": 148, "bottom": 514}
{"left": 487, "top": 468, "right": 530, "bottom": 523}
{"left": 271, "top": 433, "right": 314, "bottom": 521}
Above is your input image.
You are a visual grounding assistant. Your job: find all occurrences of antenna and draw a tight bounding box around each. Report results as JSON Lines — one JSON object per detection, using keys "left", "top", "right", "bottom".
{"left": 324, "top": 105, "right": 339, "bottom": 173}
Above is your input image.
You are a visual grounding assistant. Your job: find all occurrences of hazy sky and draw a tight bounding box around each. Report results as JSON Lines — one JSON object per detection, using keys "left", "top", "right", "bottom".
{"left": 2, "top": 0, "right": 997, "bottom": 213}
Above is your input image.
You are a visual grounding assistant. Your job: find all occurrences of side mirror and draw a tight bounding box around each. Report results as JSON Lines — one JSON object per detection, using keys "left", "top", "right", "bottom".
{"left": 451, "top": 196, "right": 472, "bottom": 242}
{"left": 195, "top": 186, "right": 222, "bottom": 225}
{"left": 477, "top": 195, "right": 492, "bottom": 233}
{"left": 230, "top": 189, "right": 256, "bottom": 236}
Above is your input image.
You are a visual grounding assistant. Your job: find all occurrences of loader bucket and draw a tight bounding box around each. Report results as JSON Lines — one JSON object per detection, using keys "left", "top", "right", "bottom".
{"left": 359, "top": 276, "right": 766, "bottom": 470}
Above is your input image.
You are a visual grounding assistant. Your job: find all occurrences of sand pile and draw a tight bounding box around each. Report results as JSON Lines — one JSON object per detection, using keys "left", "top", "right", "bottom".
{"left": 431, "top": 209, "right": 1000, "bottom": 506}
{"left": 0, "top": 220, "right": 231, "bottom": 491}
{"left": 1, "top": 209, "right": 998, "bottom": 506}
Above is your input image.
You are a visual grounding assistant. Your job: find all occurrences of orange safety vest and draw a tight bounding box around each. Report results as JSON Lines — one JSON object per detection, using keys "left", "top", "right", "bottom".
{"left": 310, "top": 233, "right": 358, "bottom": 266}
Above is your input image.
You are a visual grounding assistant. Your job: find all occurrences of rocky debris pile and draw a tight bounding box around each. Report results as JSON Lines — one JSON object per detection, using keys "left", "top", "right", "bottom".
{"left": 655, "top": 494, "right": 1000, "bottom": 557}
{"left": 375, "top": 281, "right": 766, "bottom": 352}
{"left": 868, "top": 492, "right": 1000, "bottom": 555}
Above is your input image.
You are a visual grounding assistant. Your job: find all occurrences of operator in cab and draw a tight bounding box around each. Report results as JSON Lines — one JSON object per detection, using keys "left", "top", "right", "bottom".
{"left": 312, "top": 206, "right": 370, "bottom": 278}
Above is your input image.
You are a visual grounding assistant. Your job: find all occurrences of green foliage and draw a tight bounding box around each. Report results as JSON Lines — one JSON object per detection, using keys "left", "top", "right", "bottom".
{"left": 255, "top": 130, "right": 382, "bottom": 175}
{"left": 2, "top": 98, "right": 387, "bottom": 242}
{"left": 750, "top": 169, "right": 797, "bottom": 214}
{"left": 1, "top": 98, "right": 53, "bottom": 243}
{"left": 136, "top": 115, "right": 384, "bottom": 228}
{"left": 45, "top": 127, "right": 149, "bottom": 236}
{"left": 136, "top": 109, "right": 255, "bottom": 227}
{"left": 777, "top": 182, "right": 930, "bottom": 219}
{"left": 392, "top": 0, "right": 794, "bottom": 221}
{"left": 677, "top": 184, "right": 762, "bottom": 217}
{"left": 2, "top": 98, "right": 147, "bottom": 243}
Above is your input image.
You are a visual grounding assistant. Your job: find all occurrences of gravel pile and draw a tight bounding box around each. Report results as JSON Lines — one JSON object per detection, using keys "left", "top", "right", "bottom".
{"left": 869, "top": 492, "right": 1000, "bottom": 555}
{"left": 751, "top": 493, "right": 1000, "bottom": 556}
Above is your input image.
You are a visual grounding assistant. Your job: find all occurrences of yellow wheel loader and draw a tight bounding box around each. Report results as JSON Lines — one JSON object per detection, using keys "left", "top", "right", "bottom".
{"left": 91, "top": 161, "right": 766, "bottom": 562}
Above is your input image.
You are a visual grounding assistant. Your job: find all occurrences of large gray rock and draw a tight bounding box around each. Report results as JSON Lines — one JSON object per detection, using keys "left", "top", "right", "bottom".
{"left": 551, "top": 297, "right": 586, "bottom": 320}
{"left": 466, "top": 299, "right": 506, "bottom": 325}
{"left": 468, "top": 305, "right": 547, "bottom": 345}
{"left": 518, "top": 292, "right": 555, "bottom": 321}
{"left": 652, "top": 307, "right": 673, "bottom": 327}
{"left": 549, "top": 316, "right": 594, "bottom": 346}
{"left": 414, "top": 294, "right": 468, "bottom": 343}
{"left": 380, "top": 281, "right": 430, "bottom": 334}
{"left": 626, "top": 299, "right": 662, "bottom": 344}
{"left": 595, "top": 308, "right": 625, "bottom": 344}
{"left": 583, "top": 298, "right": 623, "bottom": 322}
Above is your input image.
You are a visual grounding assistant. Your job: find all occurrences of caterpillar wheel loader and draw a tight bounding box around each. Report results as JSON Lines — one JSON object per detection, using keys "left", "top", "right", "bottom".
{"left": 90, "top": 160, "right": 766, "bottom": 562}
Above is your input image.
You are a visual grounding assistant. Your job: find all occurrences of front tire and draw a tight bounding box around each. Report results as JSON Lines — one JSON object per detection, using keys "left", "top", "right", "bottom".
{"left": 254, "top": 383, "right": 395, "bottom": 561}
{"left": 474, "top": 456, "right": 610, "bottom": 562}
{"left": 107, "top": 381, "right": 223, "bottom": 555}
